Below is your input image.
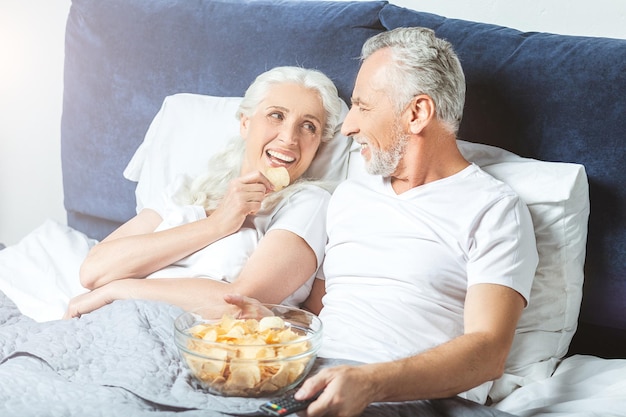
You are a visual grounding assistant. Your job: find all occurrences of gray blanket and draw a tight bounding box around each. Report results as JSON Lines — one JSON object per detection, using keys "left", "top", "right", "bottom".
{"left": 0, "top": 291, "right": 515, "bottom": 417}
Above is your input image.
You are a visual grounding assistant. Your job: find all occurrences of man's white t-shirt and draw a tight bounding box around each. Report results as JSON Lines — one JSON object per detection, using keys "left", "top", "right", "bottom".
{"left": 319, "top": 164, "right": 537, "bottom": 362}
{"left": 145, "top": 180, "right": 331, "bottom": 306}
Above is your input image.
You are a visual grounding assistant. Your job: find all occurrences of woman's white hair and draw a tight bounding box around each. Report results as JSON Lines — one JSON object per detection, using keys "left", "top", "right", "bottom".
{"left": 174, "top": 66, "right": 342, "bottom": 213}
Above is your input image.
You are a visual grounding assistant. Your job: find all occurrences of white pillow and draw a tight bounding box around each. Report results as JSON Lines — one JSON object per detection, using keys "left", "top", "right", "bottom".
{"left": 457, "top": 141, "right": 588, "bottom": 402}
{"left": 348, "top": 139, "right": 589, "bottom": 402}
{"left": 124, "top": 93, "right": 351, "bottom": 213}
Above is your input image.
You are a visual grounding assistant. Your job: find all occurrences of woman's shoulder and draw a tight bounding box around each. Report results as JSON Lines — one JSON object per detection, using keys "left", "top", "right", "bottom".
{"left": 286, "top": 180, "right": 333, "bottom": 199}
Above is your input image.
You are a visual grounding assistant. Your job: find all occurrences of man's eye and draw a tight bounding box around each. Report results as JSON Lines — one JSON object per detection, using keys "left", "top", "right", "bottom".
{"left": 351, "top": 102, "right": 368, "bottom": 112}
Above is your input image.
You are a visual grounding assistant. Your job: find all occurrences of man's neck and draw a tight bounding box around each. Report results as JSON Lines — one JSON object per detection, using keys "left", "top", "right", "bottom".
{"left": 390, "top": 135, "right": 469, "bottom": 194}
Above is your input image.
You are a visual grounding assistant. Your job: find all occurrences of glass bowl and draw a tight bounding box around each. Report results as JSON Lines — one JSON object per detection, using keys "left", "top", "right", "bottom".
{"left": 174, "top": 303, "right": 322, "bottom": 397}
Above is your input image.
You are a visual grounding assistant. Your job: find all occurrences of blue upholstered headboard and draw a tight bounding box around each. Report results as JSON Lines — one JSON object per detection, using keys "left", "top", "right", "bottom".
{"left": 61, "top": 0, "right": 626, "bottom": 357}
{"left": 61, "top": 0, "right": 387, "bottom": 238}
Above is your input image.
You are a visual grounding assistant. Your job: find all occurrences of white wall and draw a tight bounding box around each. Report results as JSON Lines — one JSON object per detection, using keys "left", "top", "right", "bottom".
{"left": 390, "top": 0, "right": 626, "bottom": 40}
{"left": 0, "top": 0, "right": 71, "bottom": 246}
{"left": 1, "top": 0, "right": 625, "bottom": 246}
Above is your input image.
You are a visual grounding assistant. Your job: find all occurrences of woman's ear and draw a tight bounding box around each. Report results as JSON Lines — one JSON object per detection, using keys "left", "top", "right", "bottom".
{"left": 239, "top": 114, "right": 250, "bottom": 139}
{"left": 406, "top": 95, "right": 435, "bottom": 135}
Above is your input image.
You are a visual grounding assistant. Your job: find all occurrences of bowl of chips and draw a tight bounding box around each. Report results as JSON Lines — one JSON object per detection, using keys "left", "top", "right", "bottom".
{"left": 174, "top": 303, "right": 322, "bottom": 397}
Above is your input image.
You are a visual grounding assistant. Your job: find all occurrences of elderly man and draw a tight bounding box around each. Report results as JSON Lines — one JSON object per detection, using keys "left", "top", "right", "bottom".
{"left": 294, "top": 26, "right": 538, "bottom": 417}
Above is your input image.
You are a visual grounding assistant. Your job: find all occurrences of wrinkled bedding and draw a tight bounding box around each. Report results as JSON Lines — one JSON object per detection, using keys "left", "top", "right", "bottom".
{"left": 0, "top": 294, "right": 515, "bottom": 417}
{"left": 0, "top": 221, "right": 515, "bottom": 417}
{"left": 1, "top": 221, "right": 625, "bottom": 416}
{"left": 0, "top": 293, "right": 257, "bottom": 416}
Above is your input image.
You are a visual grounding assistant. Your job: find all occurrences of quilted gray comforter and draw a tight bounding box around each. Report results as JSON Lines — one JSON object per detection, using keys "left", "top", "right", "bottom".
{"left": 0, "top": 291, "right": 514, "bottom": 417}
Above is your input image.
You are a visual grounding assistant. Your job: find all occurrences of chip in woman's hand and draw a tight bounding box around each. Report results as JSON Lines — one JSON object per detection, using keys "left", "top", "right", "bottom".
{"left": 265, "top": 167, "right": 290, "bottom": 191}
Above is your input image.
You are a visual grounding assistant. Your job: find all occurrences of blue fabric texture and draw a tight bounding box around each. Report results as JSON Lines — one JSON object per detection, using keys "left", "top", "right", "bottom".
{"left": 61, "top": 0, "right": 387, "bottom": 239}
{"left": 379, "top": 4, "right": 626, "bottom": 355}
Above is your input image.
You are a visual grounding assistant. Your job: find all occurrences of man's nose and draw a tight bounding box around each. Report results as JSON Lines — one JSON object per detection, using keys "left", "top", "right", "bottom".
{"left": 341, "top": 106, "right": 358, "bottom": 137}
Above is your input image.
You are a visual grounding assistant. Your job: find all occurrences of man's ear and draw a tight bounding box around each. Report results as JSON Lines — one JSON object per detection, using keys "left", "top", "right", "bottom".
{"left": 406, "top": 95, "right": 435, "bottom": 135}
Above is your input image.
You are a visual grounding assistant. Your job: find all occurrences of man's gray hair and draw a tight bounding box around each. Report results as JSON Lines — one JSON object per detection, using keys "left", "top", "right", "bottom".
{"left": 361, "top": 27, "right": 466, "bottom": 134}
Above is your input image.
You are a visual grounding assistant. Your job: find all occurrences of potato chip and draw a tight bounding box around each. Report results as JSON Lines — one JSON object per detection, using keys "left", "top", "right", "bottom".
{"left": 185, "top": 349, "right": 227, "bottom": 377}
{"left": 219, "top": 314, "right": 239, "bottom": 332}
{"left": 268, "top": 363, "right": 292, "bottom": 387}
{"left": 224, "top": 325, "right": 246, "bottom": 340}
{"left": 265, "top": 167, "right": 290, "bottom": 191}
{"left": 227, "top": 363, "right": 261, "bottom": 389}
{"left": 259, "top": 315, "right": 285, "bottom": 332}
{"left": 201, "top": 328, "right": 218, "bottom": 342}
{"left": 183, "top": 313, "right": 313, "bottom": 396}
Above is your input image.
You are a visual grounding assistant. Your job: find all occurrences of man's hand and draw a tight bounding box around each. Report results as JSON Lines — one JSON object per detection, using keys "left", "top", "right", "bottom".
{"left": 295, "top": 364, "right": 378, "bottom": 417}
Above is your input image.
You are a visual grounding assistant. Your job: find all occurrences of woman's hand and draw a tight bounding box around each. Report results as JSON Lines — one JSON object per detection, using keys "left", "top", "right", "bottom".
{"left": 209, "top": 171, "right": 275, "bottom": 236}
{"left": 63, "top": 280, "right": 127, "bottom": 319}
{"left": 223, "top": 293, "right": 274, "bottom": 319}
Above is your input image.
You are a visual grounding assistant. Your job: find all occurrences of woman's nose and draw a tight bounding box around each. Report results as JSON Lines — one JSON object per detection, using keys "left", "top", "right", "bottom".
{"left": 279, "top": 123, "right": 299, "bottom": 145}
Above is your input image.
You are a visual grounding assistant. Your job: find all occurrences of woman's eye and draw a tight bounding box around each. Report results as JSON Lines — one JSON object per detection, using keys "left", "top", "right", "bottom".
{"left": 303, "top": 122, "right": 317, "bottom": 133}
{"left": 269, "top": 112, "right": 284, "bottom": 120}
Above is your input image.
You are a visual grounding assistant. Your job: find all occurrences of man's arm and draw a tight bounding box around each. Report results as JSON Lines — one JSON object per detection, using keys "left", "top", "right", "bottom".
{"left": 301, "top": 278, "right": 325, "bottom": 315}
{"left": 296, "top": 283, "right": 525, "bottom": 417}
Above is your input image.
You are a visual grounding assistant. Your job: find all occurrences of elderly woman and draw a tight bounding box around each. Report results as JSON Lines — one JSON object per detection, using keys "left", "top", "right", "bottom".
{"left": 64, "top": 66, "right": 343, "bottom": 318}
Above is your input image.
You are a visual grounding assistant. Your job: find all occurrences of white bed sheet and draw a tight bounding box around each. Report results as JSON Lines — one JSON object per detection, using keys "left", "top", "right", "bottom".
{"left": 494, "top": 354, "right": 626, "bottom": 416}
{"left": 1, "top": 220, "right": 625, "bottom": 416}
{"left": 0, "top": 219, "right": 93, "bottom": 322}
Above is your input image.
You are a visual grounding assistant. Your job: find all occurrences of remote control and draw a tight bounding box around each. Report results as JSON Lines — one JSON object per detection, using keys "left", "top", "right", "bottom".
{"left": 258, "top": 391, "right": 322, "bottom": 416}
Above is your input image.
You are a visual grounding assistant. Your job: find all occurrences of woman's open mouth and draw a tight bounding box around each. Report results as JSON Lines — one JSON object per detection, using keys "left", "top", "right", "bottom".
{"left": 266, "top": 149, "right": 295, "bottom": 166}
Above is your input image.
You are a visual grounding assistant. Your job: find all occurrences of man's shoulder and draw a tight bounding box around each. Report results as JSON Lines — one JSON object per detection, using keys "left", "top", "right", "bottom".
{"left": 333, "top": 175, "right": 381, "bottom": 195}
{"left": 467, "top": 164, "right": 520, "bottom": 198}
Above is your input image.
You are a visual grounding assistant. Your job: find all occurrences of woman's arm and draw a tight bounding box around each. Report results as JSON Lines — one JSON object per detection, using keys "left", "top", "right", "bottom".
{"left": 80, "top": 172, "right": 273, "bottom": 290}
{"left": 65, "top": 228, "right": 318, "bottom": 317}
{"left": 79, "top": 209, "right": 234, "bottom": 290}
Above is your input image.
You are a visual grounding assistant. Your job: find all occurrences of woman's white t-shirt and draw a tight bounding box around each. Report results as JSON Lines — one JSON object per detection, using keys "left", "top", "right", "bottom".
{"left": 146, "top": 180, "right": 331, "bottom": 306}
{"left": 319, "top": 164, "right": 537, "bottom": 362}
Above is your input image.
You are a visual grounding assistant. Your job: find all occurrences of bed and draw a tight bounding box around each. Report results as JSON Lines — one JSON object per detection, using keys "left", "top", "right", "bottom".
{"left": 1, "top": 0, "right": 625, "bottom": 416}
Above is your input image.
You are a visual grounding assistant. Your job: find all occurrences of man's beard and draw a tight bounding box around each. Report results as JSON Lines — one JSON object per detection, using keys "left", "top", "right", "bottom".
{"left": 365, "top": 124, "right": 409, "bottom": 177}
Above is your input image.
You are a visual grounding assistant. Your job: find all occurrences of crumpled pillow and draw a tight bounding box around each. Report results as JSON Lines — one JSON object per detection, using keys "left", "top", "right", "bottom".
{"left": 458, "top": 140, "right": 589, "bottom": 402}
